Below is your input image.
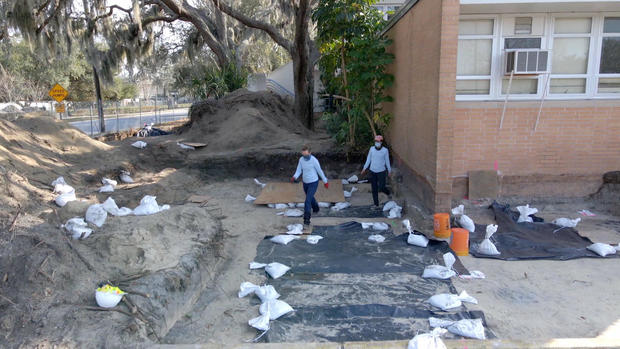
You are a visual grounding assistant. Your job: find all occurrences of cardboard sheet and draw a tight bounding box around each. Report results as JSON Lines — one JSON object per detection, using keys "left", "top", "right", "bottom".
{"left": 254, "top": 181, "right": 345, "bottom": 204}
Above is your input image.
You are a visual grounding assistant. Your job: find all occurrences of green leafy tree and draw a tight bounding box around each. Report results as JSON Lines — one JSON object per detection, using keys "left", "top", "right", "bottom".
{"left": 313, "top": 0, "right": 394, "bottom": 150}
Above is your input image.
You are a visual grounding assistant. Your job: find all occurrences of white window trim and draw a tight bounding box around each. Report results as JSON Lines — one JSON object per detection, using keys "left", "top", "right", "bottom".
{"left": 456, "top": 12, "right": 620, "bottom": 101}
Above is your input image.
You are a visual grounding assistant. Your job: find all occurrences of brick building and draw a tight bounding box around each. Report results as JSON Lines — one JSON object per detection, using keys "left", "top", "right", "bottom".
{"left": 382, "top": 0, "right": 620, "bottom": 212}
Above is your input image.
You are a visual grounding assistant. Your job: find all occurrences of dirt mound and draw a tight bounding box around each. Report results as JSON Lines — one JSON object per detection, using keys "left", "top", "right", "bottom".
{"left": 183, "top": 89, "right": 314, "bottom": 153}
{"left": 591, "top": 171, "right": 620, "bottom": 215}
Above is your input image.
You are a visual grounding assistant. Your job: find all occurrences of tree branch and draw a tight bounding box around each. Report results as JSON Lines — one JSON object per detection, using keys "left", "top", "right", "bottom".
{"left": 93, "top": 5, "right": 133, "bottom": 22}
{"left": 210, "top": 0, "right": 293, "bottom": 54}
{"left": 142, "top": 15, "right": 180, "bottom": 26}
{"left": 36, "top": 0, "right": 54, "bottom": 16}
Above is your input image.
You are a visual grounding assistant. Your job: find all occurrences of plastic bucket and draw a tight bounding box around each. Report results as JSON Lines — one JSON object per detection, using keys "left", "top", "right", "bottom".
{"left": 433, "top": 213, "right": 451, "bottom": 239}
{"left": 450, "top": 228, "right": 469, "bottom": 256}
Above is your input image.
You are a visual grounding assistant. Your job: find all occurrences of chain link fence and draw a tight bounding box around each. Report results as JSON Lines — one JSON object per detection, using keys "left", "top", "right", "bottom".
{"left": 49, "top": 97, "right": 194, "bottom": 136}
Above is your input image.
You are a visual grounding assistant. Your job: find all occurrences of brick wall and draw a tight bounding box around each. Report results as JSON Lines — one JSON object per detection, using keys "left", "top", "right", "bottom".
{"left": 451, "top": 100, "right": 620, "bottom": 198}
{"left": 384, "top": 0, "right": 460, "bottom": 212}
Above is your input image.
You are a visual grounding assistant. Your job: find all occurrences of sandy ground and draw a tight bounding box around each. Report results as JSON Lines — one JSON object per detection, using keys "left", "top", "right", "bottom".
{"left": 158, "top": 179, "right": 620, "bottom": 344}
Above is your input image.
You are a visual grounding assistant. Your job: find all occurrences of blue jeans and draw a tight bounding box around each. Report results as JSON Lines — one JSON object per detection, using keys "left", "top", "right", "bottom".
{"left": 303, "top": 180, "right": 319, "bottom": 221}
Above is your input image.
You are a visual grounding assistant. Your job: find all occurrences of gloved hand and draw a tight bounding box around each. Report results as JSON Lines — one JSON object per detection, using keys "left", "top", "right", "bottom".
{"left": 290, "top": 177, "right": 296, "bottom": 183}
{"left": 324, "top": 182, "right": 329, "bottom": 189}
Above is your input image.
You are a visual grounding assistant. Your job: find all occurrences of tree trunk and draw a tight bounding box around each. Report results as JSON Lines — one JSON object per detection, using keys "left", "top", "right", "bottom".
{"left": 93, "top": 66, "right": 105, "bottom": 133}
{"left": 292, "top": 0, "right": 313, "bottom": 130}
{"left": 340, "top": 45, "right": 353, "bottom": 145}
{"left": 292, "top": 46, "right": 314, "bottom": 130}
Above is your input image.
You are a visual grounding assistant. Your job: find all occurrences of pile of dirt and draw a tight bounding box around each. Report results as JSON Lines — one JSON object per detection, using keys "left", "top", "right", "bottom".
{"left": 0, "top": 113, "right": 229, "bottom": 347}
{"left": 182, "top": 89, "right": 322, "bottom": 153}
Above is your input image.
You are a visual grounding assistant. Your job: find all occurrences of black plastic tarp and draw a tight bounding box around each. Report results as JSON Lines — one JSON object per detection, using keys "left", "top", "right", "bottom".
{"left": 250, "top": 222, "right": 492, "bottom": 342}
{"left": 313, "top": 205, "right": 391, "bottom": 218}
{"left": 468, "top": 202, "right": 619, "bottom": 260}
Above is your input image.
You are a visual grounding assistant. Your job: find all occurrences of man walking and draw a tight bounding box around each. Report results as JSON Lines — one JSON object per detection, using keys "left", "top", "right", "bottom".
{"left": 291, "top": 145, "right": 329, "bottom": 225}
{"left": 361, "top": 135, "right": 392, "bottom": 209}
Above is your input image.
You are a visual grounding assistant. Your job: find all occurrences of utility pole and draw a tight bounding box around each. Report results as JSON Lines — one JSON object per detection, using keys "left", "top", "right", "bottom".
{"left": 93, "top": 66, "right": 105, "bottom": 133}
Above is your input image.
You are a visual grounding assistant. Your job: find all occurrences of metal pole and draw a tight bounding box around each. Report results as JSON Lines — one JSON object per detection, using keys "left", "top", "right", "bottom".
{"left": 89, "top": 104, "right": 94, "bottom": 137}
{"left": 499, "top": 70, "right": 514, "bottom": 129}
{"left": 534, "top": 73, "right": 550, "bottom": 132}
{"left": 116, "top": 101, "right": 119, "bottom": 133}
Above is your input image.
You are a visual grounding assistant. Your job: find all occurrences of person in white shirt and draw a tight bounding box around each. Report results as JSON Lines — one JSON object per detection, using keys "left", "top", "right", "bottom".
{"left": 291, "top": 145, "right": 329, "bottom": 225}
{"left": 361, "top": 135, "right": 392, "bottom": 208}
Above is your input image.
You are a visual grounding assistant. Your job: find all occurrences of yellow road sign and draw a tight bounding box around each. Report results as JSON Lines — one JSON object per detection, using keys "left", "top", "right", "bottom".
{"left": 49, "top": 84, "right": 68, "bottom": 102}
{"left": 55, "top": 102, "right": 65, "bottom": 113}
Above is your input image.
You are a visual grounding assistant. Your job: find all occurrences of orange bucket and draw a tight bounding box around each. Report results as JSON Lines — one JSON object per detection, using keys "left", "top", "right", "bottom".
{"left": 450, "top": 228, "right": 469, "bottom": 256}
{"left": 433, "top": 213, "right": 451, "bottom": 239}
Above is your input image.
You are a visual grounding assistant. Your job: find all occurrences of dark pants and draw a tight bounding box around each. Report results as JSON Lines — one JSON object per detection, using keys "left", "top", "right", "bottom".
{"left": 303, "top": 180, "right": 319, "bottom": 222}
{"left": 369, "top": 170, "right": 390, "bottom": 206}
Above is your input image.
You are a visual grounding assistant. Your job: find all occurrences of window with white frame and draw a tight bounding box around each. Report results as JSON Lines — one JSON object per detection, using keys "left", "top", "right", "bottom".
{"left": 549, "top": 17, "right": 592, "bottom": 94}
{"left": 455, "top": 14, "right": 620, "bottom": 100}
{"left": 598, "top": 17, "right": 620, "bottom": 93}
{"left": 456, "top": 19, "right": 494, "bottom": 95}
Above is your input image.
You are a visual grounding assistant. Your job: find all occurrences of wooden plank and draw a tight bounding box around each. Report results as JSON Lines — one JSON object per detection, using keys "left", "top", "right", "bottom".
{"left": 187, "top": 195, "right": 210, "bottom": 203}
{"left": 254, "top": 181, "right": 345, "bottom": 204}
{"left": 181, "top": 142, "right": 207, "bottom": 148}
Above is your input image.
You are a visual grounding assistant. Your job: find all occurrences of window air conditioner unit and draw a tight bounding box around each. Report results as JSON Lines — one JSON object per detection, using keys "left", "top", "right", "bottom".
{"left": 505, "top": 50, "right": 549, "bottom": 75}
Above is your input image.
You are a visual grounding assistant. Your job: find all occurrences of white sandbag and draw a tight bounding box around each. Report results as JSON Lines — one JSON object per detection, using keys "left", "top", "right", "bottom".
{"left": 119, "top": 171, "right": 134, "bottom": 183}
{"left": 259, "top": 299, "right": 294, "bottom": 320}
{"left": 255, "top": 285, "right": 280, "bottom": 302}
{"left": 245, "top": 194, "right": 256, "bottom": 202}
{"left": 101, "top": 178, "right": 117, "bottom": 186}
{"left": 287, "top": 203, "right": 296, "bottom": 208}
{"left": 238, "top": 282, "right": 259, "bottom": 297}
{"left": 55, "top": 191, "right": 76, "bottom": 207}
{"left": 428, "top": 318, "right": 486, "bottom": 340}
{"left": 102, "top": 197, "right": 132, "bottom": 216}
{"left": 254, "top": 178, "right": 266, "bottom": 188}
{"left": 408, "top": 233, "right": 429, "bottom": 247}
{"left": 248, "top": 312, "right": 270, "bottom": 331}
{"left": 388, "top": 206, "right": 402, "bottom": 219}
{"left": 459, "top": 270, "right": 486, "bottom": 279}
{"left": 344, "top": 186, "right": 358, "bottom": 197}
{"left": 428, "top": 291, "right": 478, "bottom": 311}
{"left": 408, "top": 328, "right": 447, "bottom": 349}
{"left": 451, "top": 204, "right": 464, "bottom": 216}
{"left": 274, "top": 203, "right": 288, "bottom": 209}
{"left": 616, "top": 244, "right": 620, "bottom": 252}
{"left": 270, "top": 235, "right": 300, "bottom": 245}
{"left": 306, "top": 235, "right": 323, "bottom": 244}
{"left": 458, "top": 215, "right": 475, "bottom": 232}
{"left": 265, "top": 262, "right": 291, "bottom": 279}
{"left": 296, "top": 203, "right": 305, "bottom": 208}
{"left": 52, "top": 177, "right": 75, "bottom": 195}
{"left": 331, "top": 202, "right": 351, "bottom": 211}
{"left": 402, "top": 219, "right": 413, "bottom": 233}
{"left": 131, "top": 141, "right": 147, "bottom": 149}
{"left": 341, "top": 179, "right": 349, "bottom": 185}
{"left": 133, "top": 195, "right": 169, "bottom": 216}
{"left": 587, "top": 243, "right": 617, "bottom": 257}
{"left": 368, "top": 234, "right": 385, "bottom": 243}
{"left": 383, "top": 201, "right": 398, "bottom": 211}
{"left": 361, "top": 222, "right": 389, "bottom": 231}
{"left": 286, "top": 224, "right": 304, "bottom": 235}
{"left": 85, "top": 204, "right": 107, "bottom": 228}
{"left": 477, "top": 224, "right": 499, "bottom": 256}
{"left": 177, "top": 142, "right": 195, "bottom": 150}
{"left": 347, "top": 175, "right": 359, "bottom": 183}
{"left": 63, "top": 217, "right": 93, "bottom": 240}
{"left": 249, "top": 262, "right": 267, "bottom": 269}
{"left": 318, "top": 202, "right": 331, "bottom": 208}
{"left": 99, "top": 184, "right": 114, "bottom": 193}
{"left": 51, "top": 176, "right": 66, "bottom": 187}
{"left": 516, "top": 204, "right": 538, "bottom": 223}
{"left": 268, "top": 204, "right": 275, "bottom": 208}
{"left": 422, "top": 253, "right": 456, "bottom": 279}
{"left": 277, "top": 209, "right": 303, "bottom": 217}
{"left": 553, "top": 217, "right": 581, "bottom": 228}
{"left": 448, "top": 319, "right": 486, "bottom": 340}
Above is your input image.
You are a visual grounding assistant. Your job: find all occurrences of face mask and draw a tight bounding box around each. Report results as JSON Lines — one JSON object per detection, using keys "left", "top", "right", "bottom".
{"left": 375, "top": 142, "right": 382, "bottom": 149}
{"left": 303, "top": 154, "right": 311, "bottom": 160}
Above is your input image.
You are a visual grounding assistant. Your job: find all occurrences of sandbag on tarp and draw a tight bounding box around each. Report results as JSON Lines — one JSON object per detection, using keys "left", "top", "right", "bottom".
{"left": 249, "top": 222, "right": 491, "bottom": 342}
{"left": 255, "top": 222, "right": 469, "bottom": 275}
{"left": 313, "top": 205, "right": 391, "bottom": 218}
{"left": 469, "top": 202, "right": 619, "bottom": 260}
